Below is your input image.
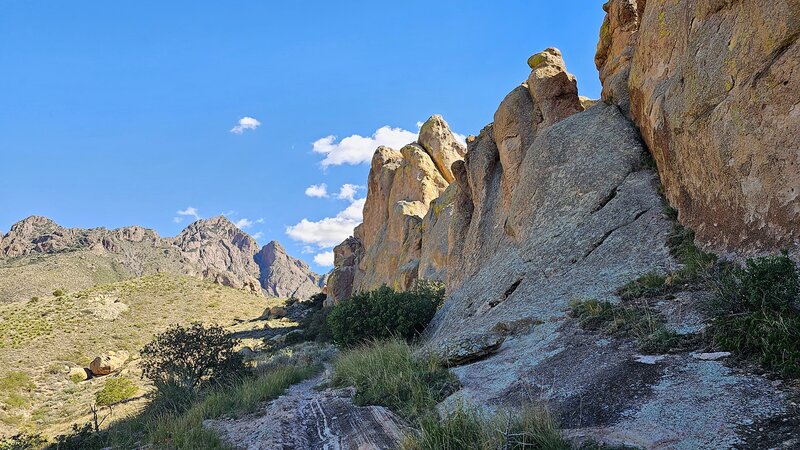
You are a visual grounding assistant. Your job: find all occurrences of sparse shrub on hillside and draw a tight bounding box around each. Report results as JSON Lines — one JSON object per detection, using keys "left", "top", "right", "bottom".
{"left": 570, "top": 299, "right": 689, "bottom": 354}
{"left": 140, "top": 323, "right": 248, "bottom": 401}
{"left": 52, "top": 289, "right": 66, "bottom": 297}
{"left": 0, "top": 432, "right": 47, "bottom": 450}
{"left": 401, "top": 403, "right": 570, "bottom": 450}
{"left": 331, "top": 339, "right": 459, "bottom": 421}
{"left": 619, "top": 209, "right": 718, "bottom": 301}
{"left": 95, "top": 377, "right": 138, "bottom": 407}
{"left": 711, "top": 253, "right": 800, "bottom": 377}
{"left": 327, "top": 281, "right": 445, "bottom": 347}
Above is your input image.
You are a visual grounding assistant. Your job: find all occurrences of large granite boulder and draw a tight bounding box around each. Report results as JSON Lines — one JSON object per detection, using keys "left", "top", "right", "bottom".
{"left": 597, "top": 0, "right": 800, "bottom": 255}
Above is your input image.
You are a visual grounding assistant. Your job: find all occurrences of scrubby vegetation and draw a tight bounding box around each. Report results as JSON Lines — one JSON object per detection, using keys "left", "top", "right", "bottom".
{"left": 0, "top": 432, "right": 47, "bottom": 450}
{"left": 710, "top": 253, "right": 800, "bottom": 377}
{"left": 617, "top": 207, "right": 717, "bottom": 301}
{"left": 141, "top": 322, "right": 248, "bottom": 397}
{"left": 401, "top": 403, "right": 571, "bottom": 450}
{"left": 570, "top": 298, "right": 690, "bottom": 354}
{"left": 95, "top": 378, "right": 138, "bottom": 407}
{"left": 327, "top": 281, "right": 445, "bottom": 347}
{"left": 47, "top": 328, "right": 322, "bottom": 449}
{"left": 331, "top": 338, "right": 458, "bottom": 421}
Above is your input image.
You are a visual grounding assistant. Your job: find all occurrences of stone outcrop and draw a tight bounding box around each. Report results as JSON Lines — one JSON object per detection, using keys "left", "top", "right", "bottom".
{"left": 326, "top": 40, "right": 796, "bottom": 446}
{"left": 255, "top": 241, "right": 325, "bottom": 299}
{"left": 89, "top": 350, "right": 129, "bottom": 376}
{"left": 325, "top": 115, "right": 465, "bottom": 303}
{"left": 205, "top": 369, "right": 407, "bottom": 450}
{"left": 597, "top": 0, "right": 800, "bottom": 255}
{"left": 0, "top": 216, "right": 323, "bottom": 302}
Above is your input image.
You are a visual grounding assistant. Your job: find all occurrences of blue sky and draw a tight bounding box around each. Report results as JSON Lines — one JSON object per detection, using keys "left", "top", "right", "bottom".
{"left": 0, "top": 1, "right": 606, "bottom": 272}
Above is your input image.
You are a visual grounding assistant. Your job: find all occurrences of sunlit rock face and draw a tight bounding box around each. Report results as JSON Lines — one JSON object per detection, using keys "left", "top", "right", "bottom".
{"left": 598, "top": 0, "right": 800, "bottom": 256}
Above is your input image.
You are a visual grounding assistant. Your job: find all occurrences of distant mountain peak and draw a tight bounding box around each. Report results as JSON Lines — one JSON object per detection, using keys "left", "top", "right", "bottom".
{"left": 1, "top": 215, "right": 323, "bottom": 300}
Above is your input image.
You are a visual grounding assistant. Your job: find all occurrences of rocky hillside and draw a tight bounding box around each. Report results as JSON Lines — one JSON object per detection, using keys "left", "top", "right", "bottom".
{"left": 322, "top": 2, "right": 799, "bottom": 447}
{"left": 0, "top": 215, "right": 323, "bottom": 303}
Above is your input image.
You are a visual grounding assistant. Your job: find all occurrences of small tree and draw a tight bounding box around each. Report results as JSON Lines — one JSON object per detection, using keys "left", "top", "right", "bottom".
{"left": 140, "top": 323, "right": 248, "bottom": 394}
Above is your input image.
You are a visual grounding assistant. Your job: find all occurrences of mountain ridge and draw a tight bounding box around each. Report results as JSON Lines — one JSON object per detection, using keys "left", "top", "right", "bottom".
{"left": 0, "top": 214, "right": 323, "bottom": 303}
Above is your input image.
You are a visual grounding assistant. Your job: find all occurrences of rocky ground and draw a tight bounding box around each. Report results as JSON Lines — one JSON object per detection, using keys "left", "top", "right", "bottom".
{"left": 205, "top": 366, "right": 407, "bottom": 450}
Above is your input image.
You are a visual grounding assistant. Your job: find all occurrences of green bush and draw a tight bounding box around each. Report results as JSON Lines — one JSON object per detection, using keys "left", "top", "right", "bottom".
{"left": 140, "top": 323, "right": 248, "bottom": 399}
{"left": 95, "top": 378, "right": 138, "bottom": 406}
{"left": 327, "top": 281, "right": 444, "bottom": 347}
{"left": 0, "top": 432, "right": 47, "bottom": 450}
{"left": 331, "top": 339, "right": 459, "bottom": 421}
{"left": 300, "top": 307, "right": 333, "bottom": 343}
{"left": 711, "top": 253, "right": 800, "bottom": 376}
{"left": 401, "top": 403, "right": 570, "bottom": 450}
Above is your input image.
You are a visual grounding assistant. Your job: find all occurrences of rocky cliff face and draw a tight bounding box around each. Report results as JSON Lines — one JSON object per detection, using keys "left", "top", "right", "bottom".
{"left": 597, "top": 0, "right": 800, "bottom": 255}
{"left": 325, "top": 115, "right": 465, "bottom": 303}
{"left": 325, "top": 27, "right": 797, "bottom": 444}
{"left": 0, "top": 215, "right": 322, "bottom": 302}
{"left": 256, "top": 241, "right": 326, "bottom": 299}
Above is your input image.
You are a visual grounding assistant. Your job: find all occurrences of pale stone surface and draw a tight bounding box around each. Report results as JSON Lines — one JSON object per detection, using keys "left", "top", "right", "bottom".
{"left": 417, "top": 114, "right": 466, "bottom": 183}
{"left": 205, "top": 370, "right": 406, "bottom": 450}
{"left": 89, "top": 350, "right": 129, "bottom": 376}
{"left": 598, "top": 0, "right": 800, "bottom": 255}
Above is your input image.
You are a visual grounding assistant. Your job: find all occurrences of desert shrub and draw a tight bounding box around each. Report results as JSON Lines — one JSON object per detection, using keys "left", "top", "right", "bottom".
{"left": 51, "top": 424, "right": 106, "bottom": 450}
{"left": 0, "top": 372, "right": 34, "bottom": 392}
{"left": 331, "top": 339, "right": 458, "bottom": 421}
{"left": 95, "top": 378, "right": 138, "bottom": 406}
{"left": 327, "top": 281, "right": 445, "bottom": 347}
{"left": 52, "top": 289, "right": 66, "bottom": 297}
{"left": 401, "top": 403, "right": 570, "bottom": 450}
{"left": 570, "top": 299, "right": 687, "bottom": 354}
{"left": 300, "top": 307, "right": 333, "bottom": 343}
{"left": 140, "top": 323, "right": 248, "bottom": 399}
{"left": 0, "top": 432, "right": 47, "bottom": 450}
{"left": 617, "top": 272, "right": 668, "bottom": 300}
{"left": 711, "top": 253, "right": 800, "bottom": 376}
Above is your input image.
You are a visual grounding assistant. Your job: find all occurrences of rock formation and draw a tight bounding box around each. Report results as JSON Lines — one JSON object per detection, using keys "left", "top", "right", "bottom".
{"left": 597, "top": 0, "right": 800, "bottom": 255}
{"left": 325, "top": 115, "right": 466, "bottom": 303}
{"left": 326, "top": 37, "right": 797, "bottom": 446}
{"left": 0, "top": 215, "right": 323, "bottom": 302}
{"left": 255, "top": 241, "right": 325, "bottom": 299}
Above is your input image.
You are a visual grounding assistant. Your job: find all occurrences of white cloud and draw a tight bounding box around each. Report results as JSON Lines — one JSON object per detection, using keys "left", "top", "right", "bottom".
{"left": 305, "top": 183, "right": 329, "bottom": 198}
{"left": 175, "top": 207, "right": 201, "bottom": 223}
{"left": 230, "top": 116, "right": 261, "bottom": 134}
{"left": 252, "top": 231, "right": 263, "bottom": 240}
{"left": 336, "top": 184, "right": 362, "bottom": 201}
{"left": 313, "top": 251, "right": 335, "bottom": 267}
{"left": 235, "top": 218, "right": 254, "bottom": 229}
{"left": 312, "top": 126, "right": 417, "bottom": 166}
{"left": 286, "top": 198, "right": 365, "bottom": 248}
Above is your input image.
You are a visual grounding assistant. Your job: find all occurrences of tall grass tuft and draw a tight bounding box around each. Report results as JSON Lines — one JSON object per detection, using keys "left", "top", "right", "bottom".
{"left": 331, "top": 339, "right": 459, "bottom": 421}
{"left": 401, "top": 403, "right": 571, "bottom": 450}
